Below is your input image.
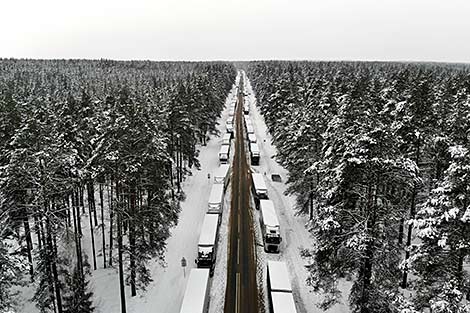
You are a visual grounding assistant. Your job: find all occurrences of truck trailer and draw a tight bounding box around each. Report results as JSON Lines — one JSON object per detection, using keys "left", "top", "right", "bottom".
{"left": 179, "top": 268, "right": 211, "bottom": 313}
{"left": 218, "top": 144, "right": 230, "bottom": 164}
{"left": 214, "top": 164, "right": 231, "bottom": 190}
{"left": 250, "top": 143, "right": 260, "bottom": 165}
{"left": 251, "top": 172, "right": 268, "bottom": 209}
{"left": 208, "top": 183, "right": 225, "bottom": 214}
{"left": 195, "top": 214, "right": 220, "bottom": 274}
{"left": 259, "top": 200, "right": 282, "bottom": 252}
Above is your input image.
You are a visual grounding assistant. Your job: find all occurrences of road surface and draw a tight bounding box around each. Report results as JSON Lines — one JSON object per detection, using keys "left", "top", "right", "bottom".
{"left": 224, "top": 73, "right": 259, "bottom": 313}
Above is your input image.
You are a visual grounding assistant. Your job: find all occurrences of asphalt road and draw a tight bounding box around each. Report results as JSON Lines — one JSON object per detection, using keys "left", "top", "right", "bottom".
{"left": 224, "top": 73, "right": 259, "bottom": 313}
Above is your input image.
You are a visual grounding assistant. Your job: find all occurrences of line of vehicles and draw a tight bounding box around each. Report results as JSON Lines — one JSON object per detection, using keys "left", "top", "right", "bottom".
{"left": 241, "top": 72, "right": 298, "bottom": 313}
{"left": 179, "top": 81, "right": 238, "bottom": 313}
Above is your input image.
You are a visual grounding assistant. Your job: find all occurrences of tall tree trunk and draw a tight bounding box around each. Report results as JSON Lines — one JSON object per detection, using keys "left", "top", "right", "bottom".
{"left": 109, "top": 182, "right": 114, "bottom": 267}
{"left": 80, "top": 185, "right": 85, "bottom": 214}
{"left": 46, "top": 206, "right": 63, "bottom": 313}
{"left": 129, "top": 183, "right": 137, "bottom": 297}
{"left": 72, "top": 191, "right": 83, "bottom": 278}
{"left": 87, "top": 181, "right": 97, "bottom": 270}
{"left": 23, "top": 216, "right": 34, "bottom": 279}
{"left": 100, "top": 183, "right": 107, "bottom": 268}
{"left": 34, "top": 214, "right": 42, "bottom": 250}
{"left": 89, "top": 182, "right": 98, "bottom": 227}
{"left": 117, "top": 182, "right": 127, "bottom": 313}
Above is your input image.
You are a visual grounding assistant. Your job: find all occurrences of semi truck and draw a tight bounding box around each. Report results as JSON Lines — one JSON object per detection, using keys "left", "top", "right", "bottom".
{"left": 248, "top": 133, "right": 257, "bottom": 143}
{"left": 219, "top": 144, "right": 230, "bottom": 164}
{"left": 179, "top": 268, "right": 211, "bottom": 313}
{"left": 222, "top": 133, "right": 232, "bottom": 145}
{"left": 259, "top": 200, "right": 282, "bottom": 252}
{"left": 250, "top": 143, "right": 260, "bottom": 165}
{"left": 195, "top": 214, "right": 220, "bottom": 274}
{"left": 208, "top": 183, "right": 225, "bottom": 214}
{"left": 214, "top": 164, "right": 231, "bottom": 190}
{"left": 251, "top": 172, "right": 268, "bottom": 209}
{"left": 267, "top": 261, "right": 297, "bottom": 313}
{"left": 226, "top": 117, "right": 234, "bottom": 134}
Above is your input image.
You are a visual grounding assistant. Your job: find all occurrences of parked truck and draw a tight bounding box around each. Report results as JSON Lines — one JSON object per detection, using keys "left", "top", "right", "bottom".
{"left": 250, "top": 143, "right": 260, "bottom": 165}
{"left": 267, "top": 261, "right": 297, "bottom": 313}
{"left": 219, "top": 144, "right": 230, "bottom": 164}
{"left": 259, "top": 200, "right": 282, "bottom": 252}
{"left": 248, "top": 133, "right": 257, "bottom": 143}
{"left": 208, "top": 183, "right": 225, "bottom": 214}
{"left": 252, "top": 172, "right": 268, "bottom": 209}
{"left": 226, "top": 117, "right": 234, "bottom": 134}
{"left": 222, "top": 133, "right": 232, "bottom": 145}
{"left": 179, "top": 268, "right": 211, "bottom": 313}
{"left": 214, "top": 164, "right": 231, "bottom": 190}
{"left": 195, "top": 214, "right": 220, "bottom": 274}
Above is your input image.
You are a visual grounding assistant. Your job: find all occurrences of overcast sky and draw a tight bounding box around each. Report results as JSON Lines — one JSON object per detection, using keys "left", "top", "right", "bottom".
{"left": 2, "top": 0, "right": 469, "bottom": 62}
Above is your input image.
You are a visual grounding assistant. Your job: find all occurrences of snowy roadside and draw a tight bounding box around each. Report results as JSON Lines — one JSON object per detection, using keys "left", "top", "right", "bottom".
{"left": 243, "top": 72, "right": 352, "bottom": 313}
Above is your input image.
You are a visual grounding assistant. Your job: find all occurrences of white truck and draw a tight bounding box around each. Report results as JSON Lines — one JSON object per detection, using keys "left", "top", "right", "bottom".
{"left": 208, "top": 183, "right": 225, "bottom": 214}
{"left": 251, "top": 172, "right": 268, "bottom": 209}
{"left": 219, "top": 144, "right": 230, "bottom": 164}
{"left": 259, "top": 200, "right": 282, "bottom": 252}
{"left": 248, "top": 133, "right": 257, "bottom": 143}
{"left": 226, "top": 117, "right": 234, "bottom": 134}
{"left": 250, "top": 143, "right": 260, "bottom": 165}
{"left": 222, "top": 133, "right": 232, "bottom": 145}
{"left": 246, "top": 124, "right": 254, "bottom": 134}
{"left": 179, "top": 268, "right": 211, "bottom": 313}
{"left": 267, "top": 261, "right": 297, "bottom": 313}
{"left": 214, "top": 164, "right": 231, "bottom": 190}
{"left": 195, "top": 214, "right": 220, "bottom": 274}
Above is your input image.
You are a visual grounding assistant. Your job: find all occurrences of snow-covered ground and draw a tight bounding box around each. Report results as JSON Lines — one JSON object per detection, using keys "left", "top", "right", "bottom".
{"left": 242, "top": 71, "right": 352, "bottom": 313}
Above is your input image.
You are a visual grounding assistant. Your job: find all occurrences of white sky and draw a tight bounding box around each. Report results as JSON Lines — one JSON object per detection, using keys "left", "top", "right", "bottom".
{"left": 1, "top": 0, "right": 469, "bottom": 62}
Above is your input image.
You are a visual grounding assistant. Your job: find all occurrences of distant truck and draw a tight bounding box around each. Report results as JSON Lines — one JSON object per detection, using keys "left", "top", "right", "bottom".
{"left": 208, "top": 183, "right": 225, "bottom": 214}
{"left": 222, "top": 133, "right": 232, "bottom": 145}
{"left": 246, "top": 124, "right": 254, "bottom": 134}
{"left": 195, "top": 214, "right": 220, "bottom": 274}
{"left": 219, "top": 144, "right": 230, "bottom": 164}
{"left": 214, "top": 164, "right": 231, "bottom": 190}
{"left": 226, "top": 117, "right": 234, "bottom": 134}
{"left": 251, "top": 172, "right": 268, "bottom": 209}
{"left": 267, "top": 261, "right": 297, "bottom": 313}
{"left": 248, "top": 133, "right": 257, "bottom": 143}
{"left": 179, "top": 268, "right": 211, "bottom": 313}
{"left": 250, "top": 143, "right": 260, "bottom": 165}
{"left": 259, "top": 200, "right": 282, "bottom": 252}
{"left": 244, "top": 104, "right": 249, "bottom": 114}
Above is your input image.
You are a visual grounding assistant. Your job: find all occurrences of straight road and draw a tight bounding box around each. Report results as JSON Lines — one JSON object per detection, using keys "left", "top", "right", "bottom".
{"left": 224, "top": 73, "right": 259, "bottom": 313}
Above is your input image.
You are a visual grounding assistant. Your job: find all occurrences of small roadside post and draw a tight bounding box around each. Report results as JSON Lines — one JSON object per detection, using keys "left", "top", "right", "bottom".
{"left": 181, "top": 257, "right": 187, "bottom": 277}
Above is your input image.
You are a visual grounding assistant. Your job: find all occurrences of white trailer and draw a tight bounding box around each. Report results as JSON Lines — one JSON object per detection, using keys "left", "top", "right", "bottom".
{"left": 179, "top": 268, "right": 211, "bottom": 313}
{"left": 267, "top": 261, "right": 296, "bottom": 313}
{"left": 246, "top": 124, "right": 254, "bottom": 134}
{"left": 226, "top": 117, "right": 234, "bottom": 134}
{"left": 270, "top": 292, "right": 297, "bottom": 313}
{"left": 259, "top": 200, "right": 282, "bottom": 252}
{"left": 219, "top": 144, "right": 230, "bottom": 164}
{"left": 222, "top": 133, "right": 232, "bottom": 145}
{"left": 251, "top": 172, "right": 268, "bottom": 208}
{"left": 250, "top": 143, "right": 260, "bottom": 165}
{"left": 214, "top": 164, "right": 231, "bottom": 189}
{"left": 244, "top": 116, "right": 252, "bottom": 126}
{"left": 195, "top": 214, "right": 220, "bottom": 273}
{"left": 248, "top": 133, "right": 257, "bottom": 143}
{"left": 208, "top": 183, "right": 225, "bottom": 214}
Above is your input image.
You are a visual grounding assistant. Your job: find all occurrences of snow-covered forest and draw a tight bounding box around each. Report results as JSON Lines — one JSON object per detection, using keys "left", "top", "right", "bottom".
{"left": 247, "top": 61, "right": 470, "bottom": 312}
{"left": 0, "top": 59, "right": 236, "bottom": 313}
